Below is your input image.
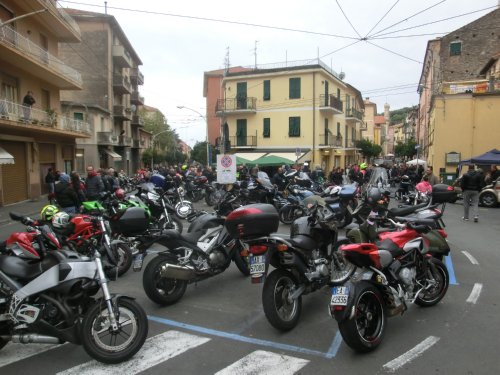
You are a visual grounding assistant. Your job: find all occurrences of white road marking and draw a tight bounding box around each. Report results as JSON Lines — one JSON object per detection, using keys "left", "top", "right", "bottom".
{"left": 0, "top": 343, "right": 63, "bottom": 368}
{"left": 215, "top": 350, "right": 309, "bottom": 375}
{"left": 383, "top": 336, "right": 440, "bottom": 372}
{"left": 466, "top": 283, "right": 483, "bottom": 304}
{"left": 461, "top": 251, "right": 479, "bottom": 265}
{"left": 56, "top": 330, "right": 210, "bottom": 375}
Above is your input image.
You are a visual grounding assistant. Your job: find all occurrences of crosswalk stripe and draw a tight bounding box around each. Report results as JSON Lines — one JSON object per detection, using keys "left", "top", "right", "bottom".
{"left": 56, "top": 330, "right": 211, "bottom": 375}
{"left": 215, "top": 350, "right": 309, "bottom": 375}
{"left": 0, "top": 343, "right": 64, "bottom": 368}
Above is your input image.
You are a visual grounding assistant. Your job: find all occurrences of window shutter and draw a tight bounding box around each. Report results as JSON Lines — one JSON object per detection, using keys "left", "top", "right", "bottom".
{"left": 263, "top": 118, "right": 270, "bottom": 137}
{"left": 450, "top": 42, "right": 462, "bottom": 56}
{"left": 288, "top": 117, "right": 300, "bottom": 137}
{"left": 289, "top": 78, "right": 301, "bottom": 99}
{"left": 263, "top": 80, "right": 270, "bottom": 101}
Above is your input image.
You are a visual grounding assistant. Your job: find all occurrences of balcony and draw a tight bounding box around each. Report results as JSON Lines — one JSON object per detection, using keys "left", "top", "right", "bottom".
{"left": 130, "top": 67, "right": 144, "bottom": 85}
{"left": 119, "top": 135, "right": 133, "bottom": 147}
{"left": 319, "top": 134, "right": 343, "bottom": 147}
{"left": 228, "top": 135, "right": 257, "bottom": 148}
{"left": 133, "top": 139, "right": 146, "bottom": 148}
{"left": 131, "top": 91, "right": 145, "bottom": 105}
{"left": 345, "top": 108, "right": 363, "bottom": 122}
{"left": 131, "top": 115, "right": 144, "bottom": 127}
{"left": 113, "top": 105, "right": 132, "bottom": 121}
{"left": 0, "top": 99, "right": 90, "bottom": 137}
{"left": 112, "top": 45, "right": 133, "bottom": 68}
{"left": 97, "top": 132, "right": 119, "bottom": 145}
{"left": 216, "top": 97, "right": 257, "bottom": 116}
{"left": 319, "top": 94, "right": 343, "bottom": 114}
{"left": 113, "top": 74, "right": 132, "bottom": 95}
{"left": 0, "top": 25, "right": 82, "bottom": 89}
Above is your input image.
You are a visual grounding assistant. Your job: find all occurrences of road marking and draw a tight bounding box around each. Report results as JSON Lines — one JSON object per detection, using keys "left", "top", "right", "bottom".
{"left": 56, "top": 330, "right": 210, "bottom": 375}
{"left": 0, "top": 343, "right": 63, "bottom": 368}
{"left": 444, "top": 255, "right": 458, "bottom": 285}
{"left": 215, "top": 350, "right": 309, "bottom": 375}
{"left": 466, "top": 283, "right": 482, "bottom": 304}
{"left": 382, "top": 336, "right": 440, "bottom": 372}
{"left": 461, "top": 251, "right": 479, "bottom": 265}
{"left": 325, "top": 331, "right": 343, "bottom": 359}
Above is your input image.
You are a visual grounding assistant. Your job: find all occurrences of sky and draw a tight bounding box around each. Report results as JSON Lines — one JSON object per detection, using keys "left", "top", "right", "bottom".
{"left": 58, "top": 0, "right": 499, "bottom": 146}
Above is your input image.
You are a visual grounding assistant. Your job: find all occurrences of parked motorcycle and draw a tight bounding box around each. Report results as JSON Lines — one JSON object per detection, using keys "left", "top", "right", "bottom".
{"left": 136, "top": 183, "right": 183, "bottom": 232}
{"left": 330, "top": 219, "right": 449, "bottom": 352}
{"left": 0, "top": 225, "right": 148, "bottom": 363}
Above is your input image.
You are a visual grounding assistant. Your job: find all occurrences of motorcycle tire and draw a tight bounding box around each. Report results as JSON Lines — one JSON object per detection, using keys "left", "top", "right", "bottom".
{"left": 479, "top": 191, "right": 497, "bottom": 208}
{"left": 330, "top": 250, "right": 356, "bottom": 285}
{"left": 142, "top": 256, "right": 188, "bottom": 306}
{"left": 175, "top": 201, "right": 193, "bottom": 219}
{"left": 191, "top": 190, "right": 204, "bottom": 203}
{"left": 157, "top": 215, "right": 183, "bottom": 233}
{"left": 262, "top": 268, "right": 302, "bottom": 331}
{"left": 232, "top": 243, "right": 250, "bottom": 276}
{"left": 338, "top": 281, "right": 386, "bottom": 353}
{"left": 415, "top": 257, "right": 449, "bottom": 307}
{"left": 81, "top": 298, "right": 148, "bottom": 364}
{"left": 279, "top": 205, "right": 301, "bottom": 225}
{"left": 111, "top": 243, "right": 133, "bottom": 277}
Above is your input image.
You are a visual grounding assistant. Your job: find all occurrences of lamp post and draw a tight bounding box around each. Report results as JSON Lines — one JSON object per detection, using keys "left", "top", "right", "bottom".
{"left": 151, "top": 128, "right": 170, "bottom": 171}
{"left": 177, "top": 105, "right": 210, "bottom": 166}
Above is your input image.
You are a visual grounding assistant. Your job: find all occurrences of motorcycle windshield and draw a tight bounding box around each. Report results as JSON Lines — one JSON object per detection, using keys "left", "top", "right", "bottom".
{"left": 139, "top": 182, "right": 156, "bottom": 193}
{"left": 367, "top": 167, "right": 390, "bottom": 189}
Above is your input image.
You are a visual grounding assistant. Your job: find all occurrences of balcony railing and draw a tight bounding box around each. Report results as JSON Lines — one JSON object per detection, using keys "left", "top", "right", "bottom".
{"left": 113, "top": 74, "right": 132, "bottom": 94}
{"left": 319, "top": 134, "right": 343, "bottom": 147}
{"left": 97, "top": 132, "right": 119, "bottom": 145}
{"left": 228, "top": 135, "right": 257, "bottom": 148}
{"left": 113, "top": 105, "right": 131, "bottom": 121}
{"left": 346, "top": 108, "right": 363, "bottom": 121}
{"left": 131, "top": 115, "right": 144, "bottom": 126}
{"left": 319, "top": 94, "right": 343, "bottom": 113}
{"left": 42, "top": 0, "right": 82, "bottom": 38}
{"left": 112, "top": 45, "right": 132, "bottom": 68}
{"left": 130, "top": 67, "right": 144, "bottom": 85}
{"left": 0, "top": 25, "right": 82, "bottom": 86}
{"left": 216, "top": 97, "right": 257, "bottom": 115}
{"left": 131, "top": 91, "right": 144, "bottom": 105}
{"left": 0, "top": 99, "right": 90, "bottom": 135}
{"left": 119, "top": 135, "right": 133, "bottom": 147}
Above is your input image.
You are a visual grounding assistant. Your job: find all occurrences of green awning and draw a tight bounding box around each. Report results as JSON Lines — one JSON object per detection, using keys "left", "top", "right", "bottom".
{"left": 249, "top": 154, "right": 296, "bottom": 167}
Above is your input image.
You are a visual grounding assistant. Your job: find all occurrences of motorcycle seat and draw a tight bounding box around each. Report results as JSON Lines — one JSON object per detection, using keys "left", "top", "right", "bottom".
{"left": 389, "top": 202, "right": 428, "bottom": 216}
{"left": 376, "top": 238, "right": 404, "bottom": 257}
{"left": 0, "top": 253, "right": 60, "bottom": 281}
{"left": 287, "top": 236, "right": 317, "bottom": 252}
{"left": 156, "top": 229, "right": 199, "bottom": 245}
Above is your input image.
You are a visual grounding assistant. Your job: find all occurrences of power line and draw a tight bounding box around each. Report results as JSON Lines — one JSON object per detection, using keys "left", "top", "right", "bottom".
{"left": 364, "top": 0, "right": 400, "bottom": 38}
{"left": 365, "top": 40, "right": 423, "bottom": 64}
{"left": 335, "top": 0, "right": 362, "bottom": 39}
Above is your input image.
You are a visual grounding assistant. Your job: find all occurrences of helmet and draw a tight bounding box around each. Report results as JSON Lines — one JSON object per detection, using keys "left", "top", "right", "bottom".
{"left": 401, "top": 174, "right": 410, "bottom": 182}
{"left": 114, "top": 188, "right": 125, "bottom": 200}
{"left": 360, "top": 163, "right": 367, "bottom": 170}
{"left": 40, "top": 205, "right": 59, "bottom": 222}
{"left": 52, "top": 212, "right": 70, "bottom": 229}
{"left": 366, "top": 187, "right": 383, "bottom": 206}
{"left": 181, "top": 164, "right": 188, "bottom": 171}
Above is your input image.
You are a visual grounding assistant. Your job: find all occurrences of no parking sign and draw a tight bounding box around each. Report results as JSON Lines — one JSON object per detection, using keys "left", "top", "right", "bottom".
{"left": 217, "top": 154, "right": 236, "bottom": 184}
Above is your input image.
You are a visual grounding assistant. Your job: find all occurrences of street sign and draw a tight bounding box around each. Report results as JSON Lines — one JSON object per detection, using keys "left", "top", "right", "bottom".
{"left": 217, "top": 154, "right": 236, "bottom": 184}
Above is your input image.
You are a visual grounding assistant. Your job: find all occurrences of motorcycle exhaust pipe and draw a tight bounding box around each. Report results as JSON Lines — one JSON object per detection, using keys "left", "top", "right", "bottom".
{"left": 10, "top": 334, "right": 62, "bottom": 344}
{"left": 160, "top": 263, "right": 196, "bottom": 280}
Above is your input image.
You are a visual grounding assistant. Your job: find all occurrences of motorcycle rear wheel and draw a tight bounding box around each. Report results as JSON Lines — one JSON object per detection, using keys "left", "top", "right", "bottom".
{"left": 262, "top": 268, "right": 302, "bottom": 331}
{"left": 338, "top": 282, "right": 386, "bottom": 352}
{"left": 330, "top": 251, "right": 356, "bottom": 285}
{"left": 81, "top": 298, "right": 148, "bottom": 364}
{"left": 142, "top": 256, "right": 188, "bottom": 306}
{"left": 232, "top": 243, "right": 250, "bottom": 276}
{"left": 112, "top": 243, "right": 133, "bottom": 277}
{"left": 157, "top": 215, "right": 183, "bottom": 233}
{"left": 415, "top": 257, "right": 449, "bottom": 307}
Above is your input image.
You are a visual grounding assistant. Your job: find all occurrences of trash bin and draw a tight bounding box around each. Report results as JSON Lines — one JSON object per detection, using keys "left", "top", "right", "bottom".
{"left": 440, "top": 173, "right": 456, "bottom": 186}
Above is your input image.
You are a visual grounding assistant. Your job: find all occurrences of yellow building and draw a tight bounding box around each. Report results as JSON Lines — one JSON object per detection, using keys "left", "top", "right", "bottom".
{"left": 216, "top": 59, "right": 364, "bottom": 172}
{"left": 0, "top": 1, "right": 90, "bottom": 205}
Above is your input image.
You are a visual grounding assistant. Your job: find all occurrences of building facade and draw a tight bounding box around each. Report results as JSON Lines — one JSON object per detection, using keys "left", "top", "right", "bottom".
{"left": 212, "top": 59, "right": 364, "bottom": 172}
{"left": 0, "top": 0, "right": 91, "bottom": 206}
{"left": 59, "top": 9, "right": 145, "bottom": 175}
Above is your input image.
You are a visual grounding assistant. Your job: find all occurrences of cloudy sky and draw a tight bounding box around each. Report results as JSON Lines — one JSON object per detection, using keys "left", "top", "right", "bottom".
{"left": 59, "top": 0, "right": 498, "bottom": 146}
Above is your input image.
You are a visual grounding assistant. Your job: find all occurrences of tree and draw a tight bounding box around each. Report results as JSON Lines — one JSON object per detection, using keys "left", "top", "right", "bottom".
{"left": 356, "top": 139, "right": 382, "bottom": 160}
{"left": 394, "top": 138, "right": 418, "bottom": 159}
{"left": 389, "top": 106, "right": 413, "bottom": 125}
{"left": 190, "top": 141, "right": 208, "bottom": 166}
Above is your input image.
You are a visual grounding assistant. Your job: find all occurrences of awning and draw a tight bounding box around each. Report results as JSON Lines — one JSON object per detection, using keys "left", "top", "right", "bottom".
{"left": 104, "top": 149, "right": 122, "bottom": 160}
{"left": 232, "top": 152, "right": 267, "bottom": 161}
{"left": 265, "top": 152, "right": 301, "bottom": 163}
{"left": 296, "top": 151, "right": 312, "bottom": 164}
{"left": 0, "top": 146, "right": 14, "bottom": 165}
{"left": 249, "top": 154, "right": 296, "bottom": 167}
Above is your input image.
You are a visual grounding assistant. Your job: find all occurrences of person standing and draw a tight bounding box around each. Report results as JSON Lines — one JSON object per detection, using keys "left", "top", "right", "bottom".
{"left": 85, "top": 165, "right": 105, "bottom": 200}
{"left": 45, "top": 167, "right": 56, "bottom": 195}
{"left": 460, "top": 164, "right": 484, "bottom": 222}
{"left": 272, "top": 167, "right": 286, "bottom": 191}
{"left": 424, "top": 166, "right": 440, "bottom": 186}
{"left": 22, "top": 90, "right": 35, "bottom": 121}
{"left": 54, "top": 173, "right": 79, "bottom": 213}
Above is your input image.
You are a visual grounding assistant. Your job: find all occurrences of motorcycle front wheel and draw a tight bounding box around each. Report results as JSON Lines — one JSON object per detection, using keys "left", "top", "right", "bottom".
{"left": 81, "top": 298, "right": 148, "bottom": 364}
{"left": 111, "top": 243, "right": 133, "bottom": 277}
{"left": 142, "top": 256, "right": 188, "bottom": 306}
{"left": 157, "top": 215, "right": 183, "bottom": 233}
{"left": 278, "top": 205, "right": 302, "bottom": 225}
{"left": 338, "top": 282, "right": 386, "bottom": 353}
{"left": 262, "top": 268, "right": 302, "bottom": 331}
{"left": 415, "top": 257, "right": 449, "bottom": 307}
{"left": 175, "top": 200, "right": 193, "bottom": 219}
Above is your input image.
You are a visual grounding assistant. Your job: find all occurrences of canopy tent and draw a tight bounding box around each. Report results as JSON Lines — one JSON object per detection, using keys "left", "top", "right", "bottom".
{"left": 406, "top": 158, "right": 427, "bottom": 168}
{"left": 459, "top": 149, "right": 500, "bottom": 165}
{"left": 247, "top": 154, "right": 296, "bottom": 167}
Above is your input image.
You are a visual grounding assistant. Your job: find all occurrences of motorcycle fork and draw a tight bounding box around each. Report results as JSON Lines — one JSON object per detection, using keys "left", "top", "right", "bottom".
{"left": 94, "top": 255, "right": 118, "bottom": 331}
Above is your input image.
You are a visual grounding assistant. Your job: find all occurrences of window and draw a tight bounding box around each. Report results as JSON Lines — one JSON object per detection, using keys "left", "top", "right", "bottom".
{"left": 74, "top": 112, "right": 84, "bottom": 121}
{"left": 263, "top": 118, "right": 271, "bottom": 137}
{"left": 41, "top": 89, "right": 50, "bottom": 110}
{"left": 289, "top": 78, "right": 301, "bottom": 99}
{"left": 288, "top": 116, "right": 300, "bottom": 137}
{"left": 450, "top": 41, "right": 462, "bottom": 56}
{"left": 263, "top": 80, "right": 270, "bottom": 101}
{"left": 345, "top": 94, "right": 351, "bottom": 110}
{"left": 337, "top": 88, "right": 341, "bottom": 98}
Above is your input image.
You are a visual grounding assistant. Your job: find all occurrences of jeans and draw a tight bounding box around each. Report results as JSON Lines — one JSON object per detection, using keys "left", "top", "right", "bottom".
{"left": 462, "top": 190, "right": 479, "bottom": 219}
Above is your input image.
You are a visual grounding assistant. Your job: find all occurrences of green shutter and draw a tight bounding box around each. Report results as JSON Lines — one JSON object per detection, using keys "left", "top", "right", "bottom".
{"left": 288, "top": 117, "right": 300, "bottom": 137}
{"left": 263, "top": 118, "right": 270, "bottom": 137}
{"left": 450, "top": 42, "right": 461, "bottom": 56}
{"left": 289, "top": 78, "right": 301, "bottom": 99}
{"left": 263, "top": 80, "right": 270, "bottom": 100}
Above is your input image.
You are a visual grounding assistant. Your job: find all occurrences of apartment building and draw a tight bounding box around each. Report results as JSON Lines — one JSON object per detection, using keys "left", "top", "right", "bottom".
{"left": 210, "top": 59, "right": 364, "bottom": 171}
{"left": 0, "top": 0, "right": 91, "bottom": 206}
{"left": 59, "top": 9, "right": 145, "bottom": 175}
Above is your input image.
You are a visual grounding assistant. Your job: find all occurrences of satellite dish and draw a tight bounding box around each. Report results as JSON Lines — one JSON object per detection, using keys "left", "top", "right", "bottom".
{"left": 130, "top": 104, "right": 137, "bottom": 113}
{"left": 339, "top": 72, "right": 346, "bottom": 80}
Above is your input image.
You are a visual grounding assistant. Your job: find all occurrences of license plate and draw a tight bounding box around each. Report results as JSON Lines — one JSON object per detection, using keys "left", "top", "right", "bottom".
{"left": 249, "top": 255, "right": 266, "bottom": 275}
{"left": 330, "top": 286, "right": 349, "bottom": 306}
{"left": 132, "top": 253, "right": 144, "bottom": 271}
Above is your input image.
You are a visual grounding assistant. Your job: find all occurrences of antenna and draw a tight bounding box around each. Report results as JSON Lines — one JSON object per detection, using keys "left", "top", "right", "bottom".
{"left": 224, "top": 47, "right": 230, "bottom": 74}
{"left": 253, "top": 40, "right": 258, "bottom": 69}
{"left": 104, "top": 1, "right": 108, "bottom": 14}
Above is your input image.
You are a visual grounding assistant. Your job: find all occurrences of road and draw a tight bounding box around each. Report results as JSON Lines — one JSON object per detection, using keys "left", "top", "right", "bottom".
{"left": 0, "top": 201, "right": 499, "bottom": 374}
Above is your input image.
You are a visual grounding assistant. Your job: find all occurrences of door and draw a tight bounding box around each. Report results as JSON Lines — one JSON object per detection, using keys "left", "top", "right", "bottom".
{"left": 236, "top": 82, "right": 247, "bottom": 110}
{"left": 1, "top": 141, "right": 28, "bottom": 204}
{"left": 236, "top": 119, "right": 247, "bottom": 146}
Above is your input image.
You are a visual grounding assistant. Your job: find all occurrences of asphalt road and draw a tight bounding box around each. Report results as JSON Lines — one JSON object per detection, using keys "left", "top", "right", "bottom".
{"left": 0, "top": 201, "right": 499, "bottom": 374}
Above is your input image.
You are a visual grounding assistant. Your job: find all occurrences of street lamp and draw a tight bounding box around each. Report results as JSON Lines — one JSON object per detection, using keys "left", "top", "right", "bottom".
{"left": 177, "top": 105, "right": 210, "bottom": 166}
{"left": 151, "top": 128, "right": 170, "bottom": 171}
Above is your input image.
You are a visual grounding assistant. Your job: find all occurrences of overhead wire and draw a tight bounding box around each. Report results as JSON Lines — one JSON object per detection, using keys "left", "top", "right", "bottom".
{"left": 364, "top": 0, "right": 401, "bottom": 38}
{"left": 335, "top": 0, "right": 363, "bottom": 39}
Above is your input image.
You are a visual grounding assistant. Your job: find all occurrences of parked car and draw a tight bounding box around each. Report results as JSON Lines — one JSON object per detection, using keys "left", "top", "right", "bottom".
{"left": 479, "top": 178, "right": 500, "bottom": 207}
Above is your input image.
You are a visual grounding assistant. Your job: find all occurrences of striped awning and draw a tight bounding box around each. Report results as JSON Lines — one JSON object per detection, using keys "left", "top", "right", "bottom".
{"left": 0, "top": 146, "right": 14, "bottom": 165}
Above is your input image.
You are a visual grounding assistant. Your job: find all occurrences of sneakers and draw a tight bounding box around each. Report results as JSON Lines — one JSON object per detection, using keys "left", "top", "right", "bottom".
{"left": 474, "top": 217, "right": 478, "bottom": 223}
{"left": 462, "top": 217, "right": 469, "bottom": 221}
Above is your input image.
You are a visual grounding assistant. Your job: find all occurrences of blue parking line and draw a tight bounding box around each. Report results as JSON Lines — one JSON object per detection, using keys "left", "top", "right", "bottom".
{"left": 326, "top": 331, "right": 343, "bottom": 359}
{"left": 445, "top": 254, "right": 458, "bottom": 285}
{"left": 148, "top": 315, "right": 335, "bottom": 358}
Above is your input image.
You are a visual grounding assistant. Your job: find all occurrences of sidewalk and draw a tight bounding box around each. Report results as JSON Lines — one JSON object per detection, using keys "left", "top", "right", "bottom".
{"left": 0, "top": 197, "right": 49, "bottom": 226}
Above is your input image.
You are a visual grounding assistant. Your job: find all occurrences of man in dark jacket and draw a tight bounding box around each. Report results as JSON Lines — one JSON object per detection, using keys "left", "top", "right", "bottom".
{"left": 85, "top": 165, "right": 105, "bottom": 200}
{"left": 460, "top": 164, "right": 484, "bottom": 222}
{"left": 272, "top": 167, "right": 286, "bottom": 191}
{"left": 55, "top": 173, "right": 79, "bottom": 213}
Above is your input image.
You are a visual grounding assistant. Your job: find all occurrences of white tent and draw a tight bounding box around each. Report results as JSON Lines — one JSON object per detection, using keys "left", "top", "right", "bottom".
{"left": 406, "top": 158, "right": 427, "bottom": 168}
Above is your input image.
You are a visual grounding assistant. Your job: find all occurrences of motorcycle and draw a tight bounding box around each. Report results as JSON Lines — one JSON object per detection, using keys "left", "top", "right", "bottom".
{"left": 0, "top": 224, "right": 148, "bottom": 363}
{"left": 330, "top": 219, "right": 449, "bottom": 352}
{"left": 226, "top": 200, "right": 355, "bottom": 331}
